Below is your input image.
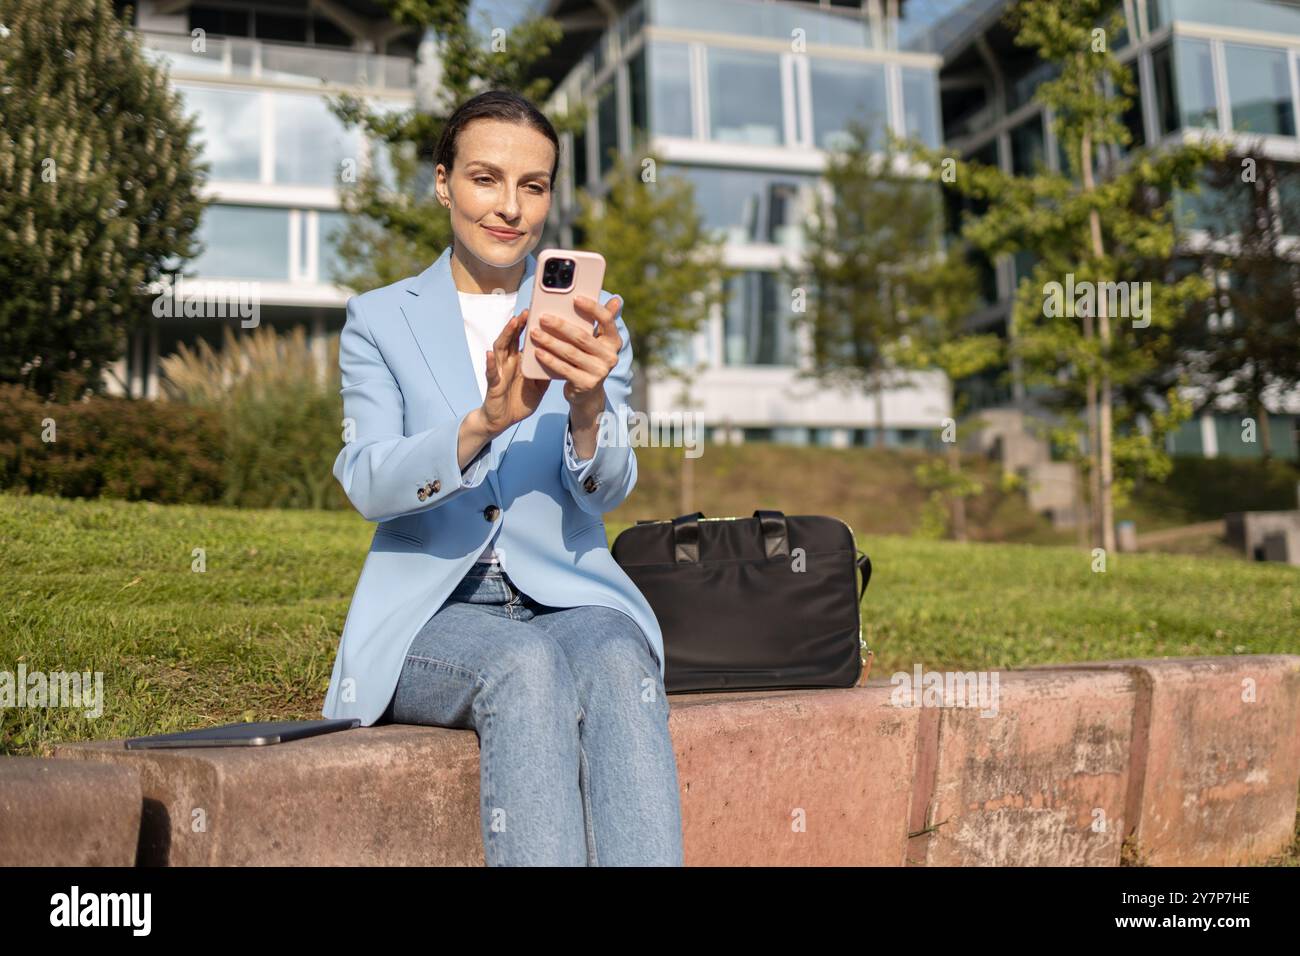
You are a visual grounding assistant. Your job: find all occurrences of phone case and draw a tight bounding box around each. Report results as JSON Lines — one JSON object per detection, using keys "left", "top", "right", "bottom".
{"left": 521, "top": 249, "right": 607, "bottom": 380}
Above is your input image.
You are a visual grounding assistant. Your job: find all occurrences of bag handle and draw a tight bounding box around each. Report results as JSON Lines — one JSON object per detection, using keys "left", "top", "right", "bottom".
{"left": 668, "top": 510, "right": 790, "bottom": 563}
{"left": 661, "top": 511, "right": 871, "bottom": 600}
{"left": 671, "top": 511, "right": 705, "bottom": 563}
{"left": 752, "top": 509, "right": 790, "bottom": 559}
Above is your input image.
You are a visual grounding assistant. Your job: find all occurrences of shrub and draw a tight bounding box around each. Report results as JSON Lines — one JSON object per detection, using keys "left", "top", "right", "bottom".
{"left": 160, "top": 324, "right": 349, "bottom": 509}
{"left": 0, "top": 382, "right": 225, "bottom": 502}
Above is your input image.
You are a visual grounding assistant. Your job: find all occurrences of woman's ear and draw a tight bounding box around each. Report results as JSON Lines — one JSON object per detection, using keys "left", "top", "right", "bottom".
{"left": 434, "top": 163, "right": 450, "bottom": 209}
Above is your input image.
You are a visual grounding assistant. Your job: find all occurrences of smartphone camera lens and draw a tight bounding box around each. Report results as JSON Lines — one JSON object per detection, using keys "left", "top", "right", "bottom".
{"left": 542, "top": 257, "right": 575, "bottom": 291}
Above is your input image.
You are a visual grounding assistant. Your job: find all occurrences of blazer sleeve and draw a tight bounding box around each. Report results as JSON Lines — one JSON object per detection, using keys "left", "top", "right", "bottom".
{"left": 332, "top": 294, "right": 491, "bottom": 523}
{"left": 559, "top": 293, "right": 638, "bottom": 516}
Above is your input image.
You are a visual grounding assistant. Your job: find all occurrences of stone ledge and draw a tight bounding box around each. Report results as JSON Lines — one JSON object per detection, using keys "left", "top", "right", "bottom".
{"left": 33, "top": 655, "right": 1300, "bottom": 866}
{"left": 0, "top": 757, "right": 142, "bottom": 866}
{"left": 1022, "top": 655, "right": 1300, "bottom": 865}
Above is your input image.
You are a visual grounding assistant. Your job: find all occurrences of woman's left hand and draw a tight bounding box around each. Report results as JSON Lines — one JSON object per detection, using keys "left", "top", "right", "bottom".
{"left": 530, "top": 294, "right": 623, "bottom": 411}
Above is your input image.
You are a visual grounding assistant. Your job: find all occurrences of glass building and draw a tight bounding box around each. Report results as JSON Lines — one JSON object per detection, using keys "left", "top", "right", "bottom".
{"left": 936, "top": 0, "right": 1300, "bottom": 461}
{"left": 543, "top": 0, "right": 954, "bottom": 450}
{"left": 108, "top": 0, "right": 1298, "bottom": 461}
{"left": 109, "top": 0, "right": 420, "bottom": 398}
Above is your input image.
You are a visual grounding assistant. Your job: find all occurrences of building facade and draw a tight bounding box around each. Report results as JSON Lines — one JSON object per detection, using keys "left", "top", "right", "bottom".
{"left": 936, "top": 0, "right": 1300, "bottom": 462}
{"left": 112, "top": 0, "right": 1300, "bottom": 462}
{"left": 542, "top": 0, "right": 956, "bottom": 449}
{"left": 110, "top": 0, "right": 421, "bottom": 399}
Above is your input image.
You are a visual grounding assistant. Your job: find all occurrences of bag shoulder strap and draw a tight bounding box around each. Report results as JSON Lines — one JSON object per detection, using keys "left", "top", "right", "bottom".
{"left": 856, "top": 550, "right": 872, "bottom": 604}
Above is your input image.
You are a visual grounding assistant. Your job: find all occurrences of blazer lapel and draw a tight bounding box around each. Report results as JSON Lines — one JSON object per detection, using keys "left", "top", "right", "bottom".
{"left": 400, "top": 246, "right": 537, "bottom": 497}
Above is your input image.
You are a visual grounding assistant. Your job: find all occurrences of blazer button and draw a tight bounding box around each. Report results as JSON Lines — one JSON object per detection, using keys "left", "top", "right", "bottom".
{"left": 431, "top": 479, "right": 441, "bottom": 494}
{"left": 483, "top": 504, "right": 500, "bottom": 522}
{"left": 582, "top": 475, "right": 598, "bottom": 494}
{"left": 417, "top": 487, "right": 428, "bottom": 501}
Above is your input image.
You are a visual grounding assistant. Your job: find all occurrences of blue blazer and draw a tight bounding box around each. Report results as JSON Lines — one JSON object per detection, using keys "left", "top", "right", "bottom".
{"left": 320, "top": 246, "right": 664, "bottom": 727}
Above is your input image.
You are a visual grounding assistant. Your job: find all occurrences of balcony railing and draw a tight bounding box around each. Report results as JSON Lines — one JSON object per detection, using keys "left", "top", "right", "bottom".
{"left": 137, "top": 30, "right": 414, "bottom": 91}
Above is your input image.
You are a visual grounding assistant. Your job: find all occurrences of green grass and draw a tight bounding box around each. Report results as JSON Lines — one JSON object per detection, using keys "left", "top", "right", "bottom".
{"left": 3, "top": 490, "right": 1296, "bottom": 758}
{"left": 860, "top": 534, "right": 1298, "bottom": 677}
{"left": 3, "top": 491, "right": 1297, "bottom": 864}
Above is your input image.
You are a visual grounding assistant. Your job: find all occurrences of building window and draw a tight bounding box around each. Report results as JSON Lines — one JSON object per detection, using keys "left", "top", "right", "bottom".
{"left": 256, "top": 11, "right": 308, "bottom": 44}
{"left": 970, "top": 138, "right": 998, "bottom": 168}
{"left": 318, "top": 210, "right": 348, "bottom": 284}
{"left": 618, "top": 2, "right": 646, "bottom": 46}
{"left": 707, "top": 48, "right": 784, "bottom": 146}
{"left": 597, "top": 82, "right": 619, "bottom": 177}
{"left": 1005, "top": 58, "right": 1060, "bottom": 114}
{"left": 1154, "top": 38, "right": 1217, "bottom": 135}
{"left": 571, "top": 125, "right": 589, "bottom": 193}
{"left": 1174, "top": 162, "right": 1268, "bottom": 235}
{"left": 1013, "top": 249, "right": 1038, "bottom": 287}
{"left": 662, "top": 332, "right": 697, "bottom": 370}
{"left": 1224, "top": 43, "right": 1295, "bottom": 137}
{"left": 312, "top": 16, "right": 352, "bottom": 48}
{"left": 1009, "top": 114, "right": 1046, "bottom": 175}
{"left": 1152, "top": 42, "right": 1176, "bottom": 135}
{"left": 901, "top": 68, "right": 941, "bottom": 149}
{"left": 810, "top": 58, "right": 888, "bottom": 151}
{"left": 629, "top": 46, "right": 648, "bottom": 143}
{"left": 1278, "top": 162, "right": 1300, "bottom": 235}
{"left": 664, "top": 164, "right": 812, "bottom": 246}
{"left": 273, "top": 93, "right": 361, "bottom": 186}
{"left": 191, "top": 204, "right": 291, "bottom": 280}
{"left": 363, "top": 99, "right": 411, "bottom": 192}
{"left": 646, "top": 42, "right": 693, "bottom": 138}
{"left": 723, "top": 271, "right": 799, "bottom": 366}
{"left": 189, "top": 6, "right": 250, "bottom": 38}
{"left": 176, "top": 84, "right": 262, "bottom": 182}
{"left": 652, "top": 0, "right": 871, "bottom": 47}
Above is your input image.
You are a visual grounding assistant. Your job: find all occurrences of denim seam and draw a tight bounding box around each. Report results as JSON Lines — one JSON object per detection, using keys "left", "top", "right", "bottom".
{"left": 403, "top": 653, "right": 486, "bottom": 686}
{"left": 481, "top": 706, "right": 498, "bottom": 866}
{"left": 578, "top": 735, "right": 598, "bottom": 866}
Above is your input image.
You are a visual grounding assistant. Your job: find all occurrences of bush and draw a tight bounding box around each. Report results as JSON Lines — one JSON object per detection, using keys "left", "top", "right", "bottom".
{"left": 160, "top": 324, "right": 349, "bottom": 510}
{"left": 1131, "top": 454, "right": 1300, "bottom": 522}
{"left": 0, "top": 325, "right": 354, "bottom": 510}
{"left": 0, "top": 382, "right": 225, "bottom": 502}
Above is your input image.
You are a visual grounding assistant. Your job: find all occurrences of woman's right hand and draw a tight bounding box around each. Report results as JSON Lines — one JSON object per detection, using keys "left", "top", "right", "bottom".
{"left": 482, "top": 308, "right": 550, "bottom": 436}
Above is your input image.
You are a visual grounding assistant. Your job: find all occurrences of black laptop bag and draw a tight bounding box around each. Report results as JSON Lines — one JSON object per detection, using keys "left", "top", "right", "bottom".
{"left": 611, "top": 510, "right": 872, "bottom": 694}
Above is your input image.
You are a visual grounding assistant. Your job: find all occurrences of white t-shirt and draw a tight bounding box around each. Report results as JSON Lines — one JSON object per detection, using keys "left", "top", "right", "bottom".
{"left": 458, "top": 289, "right": 518, "bottom": 563}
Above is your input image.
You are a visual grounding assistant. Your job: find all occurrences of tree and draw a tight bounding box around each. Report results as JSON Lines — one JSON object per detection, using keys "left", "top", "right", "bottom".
{"left": 793, "top": 122, "right": 998, "bottom": 539}
{"left": 919, "top": 0, "right": 1224, "bottom": 551}
{"left": 327, "top": 0, "right": 582, "bottom": 291}
{"left": 0, "top": 0, "right": 206, "bottom": 398}
{"left": 571, "top": 151, "right": 730, "bottom": 416}
{"left": 1176, "top": 150, "right": 1300, "bottom": 462}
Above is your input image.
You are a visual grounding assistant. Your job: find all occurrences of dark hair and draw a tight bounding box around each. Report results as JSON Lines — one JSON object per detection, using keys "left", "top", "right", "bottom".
{"left": 434, "top": 89, "right": 560, "bottom": 189}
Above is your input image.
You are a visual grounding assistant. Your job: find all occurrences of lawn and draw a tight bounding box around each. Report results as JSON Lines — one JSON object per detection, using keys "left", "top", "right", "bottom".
{"left": 3, "top": 491, "right": 1297, "bottom": 758}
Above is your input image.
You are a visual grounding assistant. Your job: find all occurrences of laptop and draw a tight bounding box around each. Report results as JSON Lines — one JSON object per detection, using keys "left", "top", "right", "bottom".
{"left": 125, "top": 718, "right": 361, "bottom": 749}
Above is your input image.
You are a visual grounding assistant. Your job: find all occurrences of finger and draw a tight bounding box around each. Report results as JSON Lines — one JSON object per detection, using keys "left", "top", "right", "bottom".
{"left": 531, "top": 330, "right": 602, "bottom": 375}
{"left": 534, "top": 316, "right": 603, "bottom": 358}
{"left": 594, "top": 296, "right": 621, "bottom": 340}
{"left": 534, "top": 343, "right": 595, "bottom": 386}
{"left": 494, "top": 309, "right": 527, "bottom": 350}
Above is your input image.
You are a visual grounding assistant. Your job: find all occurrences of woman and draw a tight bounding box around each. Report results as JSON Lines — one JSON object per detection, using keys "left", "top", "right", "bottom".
{"left": 320, "top": 90, "right": 684, "bottom": 867}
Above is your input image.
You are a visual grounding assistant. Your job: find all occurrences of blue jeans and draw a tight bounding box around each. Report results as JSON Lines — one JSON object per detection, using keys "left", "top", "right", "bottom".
{"left": 380, "top": 562, "right": 684, "bottom": 866}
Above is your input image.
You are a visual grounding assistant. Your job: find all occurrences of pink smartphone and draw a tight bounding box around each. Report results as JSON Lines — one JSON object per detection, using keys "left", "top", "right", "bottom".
{"left": 521, "top": 249, "right": 607, "bottom": 380}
